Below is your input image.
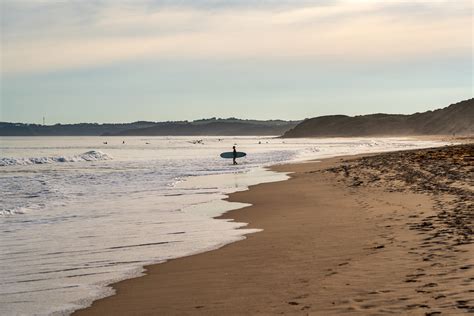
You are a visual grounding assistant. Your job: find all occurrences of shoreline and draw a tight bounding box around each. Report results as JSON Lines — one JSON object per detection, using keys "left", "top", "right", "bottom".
{"left": 1, "top": 138, "right": 448, "bottom": 315}
{"left": 73, "top": 144, "right": 472, "bottom": 315}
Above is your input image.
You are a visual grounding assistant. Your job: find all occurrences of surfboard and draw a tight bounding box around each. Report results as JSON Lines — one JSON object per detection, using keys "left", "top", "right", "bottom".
{"left": 220, "top": 152, "right": 247, "bottom": 159}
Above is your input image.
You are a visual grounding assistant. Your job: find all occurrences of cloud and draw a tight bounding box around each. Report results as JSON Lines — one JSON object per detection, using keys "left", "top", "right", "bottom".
{"left": 1, "top": 0, "right": 471, "bottom": 74}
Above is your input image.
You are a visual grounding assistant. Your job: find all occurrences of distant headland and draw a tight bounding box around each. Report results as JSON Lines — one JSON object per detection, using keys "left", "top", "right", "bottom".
{"left": 1, "top": 99, "right": 472, "bottom": 137}
{"left": 282, "top": 99, "right": 473, "bottom": 138}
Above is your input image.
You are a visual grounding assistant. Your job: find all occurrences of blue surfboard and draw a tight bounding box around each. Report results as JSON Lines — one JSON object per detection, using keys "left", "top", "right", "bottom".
{"left": 220, "top": 152, "right": 246, "bottom": 159}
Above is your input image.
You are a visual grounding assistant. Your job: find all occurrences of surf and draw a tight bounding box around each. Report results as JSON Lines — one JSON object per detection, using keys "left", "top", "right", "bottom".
{"left": 0, "top": 150, "right": 112, "bottom": 167}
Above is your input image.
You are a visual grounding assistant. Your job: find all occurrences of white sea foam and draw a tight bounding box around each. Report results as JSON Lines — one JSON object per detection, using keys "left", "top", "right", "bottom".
{"left": 0, "top": 207, "right": 27, "bottom": 216}
{"left": 0, "top": 150, "right": 112, "bottom": 166}
{"left": 0, "top": 136, "right": 449, "bottom": 315}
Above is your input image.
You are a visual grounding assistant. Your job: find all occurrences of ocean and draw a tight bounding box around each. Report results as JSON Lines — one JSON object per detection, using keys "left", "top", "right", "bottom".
{"left": 0, "top": 136, "right": 444, "bottom": 315}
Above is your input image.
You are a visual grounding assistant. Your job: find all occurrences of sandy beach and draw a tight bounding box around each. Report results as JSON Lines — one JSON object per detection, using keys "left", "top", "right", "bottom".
{"left": 74, "top": 144, "right": 473, "bottom": 315}
{"left": 3, "top": 1, "right": 472, "bottom": 314}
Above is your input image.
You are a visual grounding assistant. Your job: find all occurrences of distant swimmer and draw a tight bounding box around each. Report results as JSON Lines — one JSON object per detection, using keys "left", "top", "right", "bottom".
{"left": 122, "top": 140, "right": 125, "bottom": 144}
{"left": 103, "top": 141, "right": 107, "bottom": 145}
{"left": 233, "top": 146, "right": 238, "bottom": 165}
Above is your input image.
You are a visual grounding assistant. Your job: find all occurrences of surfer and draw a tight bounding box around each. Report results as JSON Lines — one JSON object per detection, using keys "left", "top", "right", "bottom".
{"left": 233, "top": 146, "right": 238, "bottom": 165}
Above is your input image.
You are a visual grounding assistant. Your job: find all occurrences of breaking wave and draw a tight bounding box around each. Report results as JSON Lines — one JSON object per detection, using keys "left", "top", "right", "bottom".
{"left": 0, "top": 150, "right": 112, "bottom": 167}
{"left": 0, "top": 207, "right": 28, "bottom": 216}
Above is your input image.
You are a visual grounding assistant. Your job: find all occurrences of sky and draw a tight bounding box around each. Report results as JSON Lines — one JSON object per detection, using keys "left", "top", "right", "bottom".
{"left": 1, "top": 0, "right": 472, "bottom": 124}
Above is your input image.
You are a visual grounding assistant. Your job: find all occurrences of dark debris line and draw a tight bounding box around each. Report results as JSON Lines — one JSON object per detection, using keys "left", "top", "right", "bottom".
{"left": 326, "top": 144, "right": 474, "bottom": 313}
{"left": 327, "top": 144, "right": 473, "bottom": 245}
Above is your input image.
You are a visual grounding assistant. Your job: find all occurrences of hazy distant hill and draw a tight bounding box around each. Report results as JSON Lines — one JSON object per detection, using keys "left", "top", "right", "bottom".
{"left": 0, "top": 122, "right": 157, "bottom": 136}
{"left": 282, "top": 99, "right": 473, "bottom": 138}
{"left": 0, "top": 119, "right": 300, "bottom": 136}
{"left": 111, "top": 118, "right": 300, "bottom": 136}
{"left": 3, "top": 99, "right": 471, "bottom": 137}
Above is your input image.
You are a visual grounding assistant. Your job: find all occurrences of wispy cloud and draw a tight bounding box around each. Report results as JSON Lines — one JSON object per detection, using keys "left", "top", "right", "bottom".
{"left": 1, "top": 0, "right": 471, "bottom": 74}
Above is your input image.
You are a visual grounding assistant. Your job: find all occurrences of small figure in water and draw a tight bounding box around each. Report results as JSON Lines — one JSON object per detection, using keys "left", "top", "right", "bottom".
{"left": 233, "top": 146, "right": 238, "bottom": 165}
{"left": 122, "top": 140, "right": 125, "bottom": 144}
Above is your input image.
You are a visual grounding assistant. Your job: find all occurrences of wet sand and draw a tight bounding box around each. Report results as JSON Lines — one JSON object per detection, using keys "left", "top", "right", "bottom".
{"left": 74, "top": 144, "right": 473, "bottom": 315}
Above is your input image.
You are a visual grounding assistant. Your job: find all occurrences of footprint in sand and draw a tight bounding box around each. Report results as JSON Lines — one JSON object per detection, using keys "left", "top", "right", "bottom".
{"left": 325, "top": 271, "right": 338, "bottom": 277}
{"left": 293, "top": 294, "right": 309, "bottom": 300}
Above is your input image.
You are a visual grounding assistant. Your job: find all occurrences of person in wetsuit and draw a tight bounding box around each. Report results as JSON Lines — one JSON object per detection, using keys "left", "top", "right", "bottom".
{"left": 233, "top": 146, "right": 238, "bottom": 165}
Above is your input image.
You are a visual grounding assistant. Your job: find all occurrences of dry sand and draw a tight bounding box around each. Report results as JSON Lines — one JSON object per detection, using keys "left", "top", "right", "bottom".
{"left": 74, "top": 145, "right": 473, "bottom": 315}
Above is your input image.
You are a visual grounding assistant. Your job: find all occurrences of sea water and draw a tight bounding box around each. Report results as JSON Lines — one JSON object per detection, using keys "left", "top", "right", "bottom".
{"left": 0, "top": 136, "right": 446, "bottom": 315}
